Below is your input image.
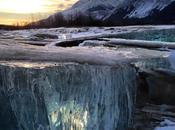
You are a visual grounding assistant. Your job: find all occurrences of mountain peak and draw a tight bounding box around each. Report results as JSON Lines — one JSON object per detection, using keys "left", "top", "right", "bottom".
{"left": 33, "top": 0, "right": 175, "bottom": 27}
{"left": 61, "top": 0, "right": 121, "bottom": 20}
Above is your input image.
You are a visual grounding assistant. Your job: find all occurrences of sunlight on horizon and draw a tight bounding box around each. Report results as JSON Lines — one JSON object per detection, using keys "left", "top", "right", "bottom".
{"left": 0, "top": 0, "right": 78, "bottom": 25}
{"left": 0, "top": 0, "right": 45, "bottom": 13}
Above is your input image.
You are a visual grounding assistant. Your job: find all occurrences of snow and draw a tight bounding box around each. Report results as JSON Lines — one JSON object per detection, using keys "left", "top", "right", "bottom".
{"left": 168, "top": 50, "right": 175, "bottom": 69}
{"left": 61, "top": 0, "right": 119, "bottom": 20}
{"left": 1, "top": 26, "right": 175, "bottom": 130}
{"left": 104, "top": 0, "right": 175, "bottom": 20}
{"left": 160, "top": 119, "right": 175, "bottom": 126}
{"left": 50, "top": 0, "right": 175, "bottom": 22}
{"left": 3, "top": 25, "right": 175, "bottom": 41}
{"left": 32, "top": 0, "right": 175, "bottom": 26}
{"left": 155, "top": 126, "right": 175, "bottom": 130}
{"left": 155, "top": 119, "right": 175, "bottom": 130}
{"left": 128, "top": 0, "right": 172, "bottom": 18}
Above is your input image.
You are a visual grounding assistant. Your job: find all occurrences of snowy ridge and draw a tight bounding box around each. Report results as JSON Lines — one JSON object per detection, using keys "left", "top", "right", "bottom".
{"left": 60, "top": 0, "right": 175, "bottom": 20}
{"left": 125, "top": 0, "right": 173, "bottom": 18}
{"left": 60, "top": 0, "right": 120, "bottom": 20}
{"left": 104, "top": 0, "right": 174, "bottom": 20}
{"left": 35, "top": 0, "right": 175, "bottom": 27}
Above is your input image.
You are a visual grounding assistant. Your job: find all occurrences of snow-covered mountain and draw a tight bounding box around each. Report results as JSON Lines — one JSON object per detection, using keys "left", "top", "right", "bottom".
{"left": 33, "top": 0, "right": 175, "bottom": 27}
{"left": 104, "top": 0, "right": 175, "bottom": 25}
{"left": 61, "top": 0, "right": 123, "bottom": 20}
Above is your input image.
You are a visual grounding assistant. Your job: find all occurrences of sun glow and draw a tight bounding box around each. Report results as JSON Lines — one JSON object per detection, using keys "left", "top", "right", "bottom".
{"left": 0, "top": 0, "right": 78, "bottom": 25}
{"left": 0, "top": 0, "right": 46, "bottom": 13}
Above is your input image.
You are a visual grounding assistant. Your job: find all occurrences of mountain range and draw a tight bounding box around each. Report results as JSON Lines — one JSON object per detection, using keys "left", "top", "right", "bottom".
{"left": 30, "top": 0, "right": 175, "bottom": 27}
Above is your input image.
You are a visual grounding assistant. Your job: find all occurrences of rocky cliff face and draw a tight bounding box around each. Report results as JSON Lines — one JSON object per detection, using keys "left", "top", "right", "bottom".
{"left": 33, "top": 0, "right": 175, "bottom": 27}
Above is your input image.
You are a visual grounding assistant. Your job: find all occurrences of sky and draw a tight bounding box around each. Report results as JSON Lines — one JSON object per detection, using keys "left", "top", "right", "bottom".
{"left": 0, "top": 0, "right": 78, "bottom": 25}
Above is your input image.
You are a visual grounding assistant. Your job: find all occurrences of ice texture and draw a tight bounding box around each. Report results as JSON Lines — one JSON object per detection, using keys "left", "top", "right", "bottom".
{"left": 155, "top": 119, "right": 175, "bottom": 130}
{"left": 0, "top": 63, "right": 137, "bottom": 130}
{"left": 168, "top": 50, "right": 175, "bottom": 69}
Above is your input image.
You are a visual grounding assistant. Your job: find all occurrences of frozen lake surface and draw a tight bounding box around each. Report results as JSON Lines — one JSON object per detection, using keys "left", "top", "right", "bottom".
{"left": 0, "top": 25, "right": 175, "bottom": 130}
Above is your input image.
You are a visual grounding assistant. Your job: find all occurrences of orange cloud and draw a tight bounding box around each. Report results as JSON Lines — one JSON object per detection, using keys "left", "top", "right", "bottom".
{"left": 0, "top": 0, "right": 78, "bottom": 25}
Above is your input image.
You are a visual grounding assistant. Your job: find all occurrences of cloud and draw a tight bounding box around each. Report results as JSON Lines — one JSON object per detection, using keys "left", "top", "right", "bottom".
{"left": 0, "top": 0, "right": 78, "bottom": 25}
{"left": 42, "top": 0, "right": 78, "bottom": 12}
{"left": 0, "top": 0, "right": 78, "bottom": 13}
{"left": 0, "top": 12, "right": 50, "bottom": 25}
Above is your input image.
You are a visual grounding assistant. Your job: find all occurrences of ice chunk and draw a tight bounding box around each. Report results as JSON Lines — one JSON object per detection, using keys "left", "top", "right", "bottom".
{"left": 155, "top": 119, "right": 175, "bottom": 130}
{"left": 168, "top": 50, "right": 175, "bottom": 69}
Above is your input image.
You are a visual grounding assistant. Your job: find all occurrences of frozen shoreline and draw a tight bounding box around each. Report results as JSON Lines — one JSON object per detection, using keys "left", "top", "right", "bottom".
{"left": 0, "top": 25, "right": 175, "bottom": 130}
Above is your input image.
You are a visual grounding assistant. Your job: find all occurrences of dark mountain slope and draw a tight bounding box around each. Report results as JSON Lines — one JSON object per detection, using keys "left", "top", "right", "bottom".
{"left": 30, "top": 0, "right": 175, "bottom": 27}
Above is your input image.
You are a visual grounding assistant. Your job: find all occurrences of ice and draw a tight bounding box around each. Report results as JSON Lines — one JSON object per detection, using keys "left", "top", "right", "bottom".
{"left": 160, "top": 119, "right": 175, "bottom": 126}
{"left": 168, "top": 50, "right": 175, "bottom": 69}
{"left": 155, "top": 119, "right": 175, "bottom": 130}
{"left": 0, "top": 62, "right": 137, "bottom": 130}
{"left": 2, "top": 26, "right": 175, "bottom": 41}
{"left": 155, "top": 126, "right": 175, "bottom": 130}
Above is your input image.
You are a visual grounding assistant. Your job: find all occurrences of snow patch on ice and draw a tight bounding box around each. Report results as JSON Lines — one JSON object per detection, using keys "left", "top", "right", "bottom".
{"left": 168, "top": 50, "right": 175, "bottom": 69}
{"left": 155, "top": 126, "right": 175, "bottom": 130}
{"left": 155, "top": 119, "right": 175, "bottom": 130}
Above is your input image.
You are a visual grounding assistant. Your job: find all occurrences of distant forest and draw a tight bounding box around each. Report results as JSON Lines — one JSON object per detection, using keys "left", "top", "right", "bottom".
{"left": 0, "top": 15, "right": 105, "bottom": 30}
{"left": 0, "top": 24, "right": 22, "bottom": 30}
{"left": 26, "top": 13, "right": 107, "bottom": 29}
